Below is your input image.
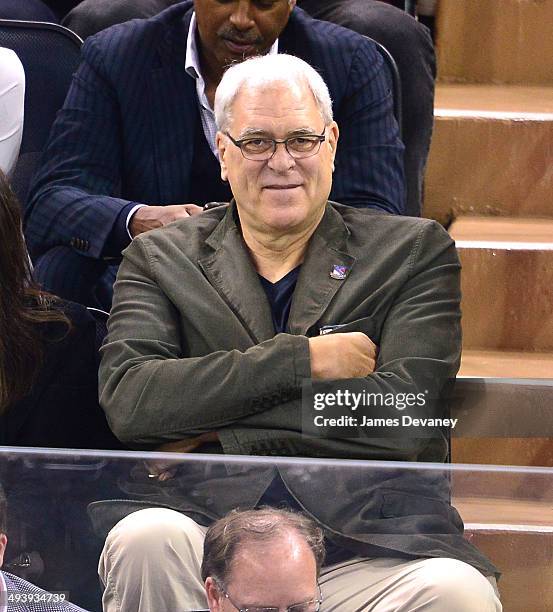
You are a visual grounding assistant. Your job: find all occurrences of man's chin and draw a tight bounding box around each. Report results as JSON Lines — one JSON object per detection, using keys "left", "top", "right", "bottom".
{"left": 260, "top": 206, "right": 309, "bottom": 234}
{"left": 219, "top": 43, "right": 266, "bottom": 67}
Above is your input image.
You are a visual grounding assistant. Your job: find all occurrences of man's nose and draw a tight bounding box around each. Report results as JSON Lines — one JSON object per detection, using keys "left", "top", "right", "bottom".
{"left": 267, "top": 142, "right": 297, "bottom": 172}
{"left": 229, "top": 0, "right": 256, "bottom": 31}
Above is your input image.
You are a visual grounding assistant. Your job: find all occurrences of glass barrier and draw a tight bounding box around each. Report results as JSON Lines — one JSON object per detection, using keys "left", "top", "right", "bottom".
{"left": 0, "top": 448, "right": 552, "bottom": 612}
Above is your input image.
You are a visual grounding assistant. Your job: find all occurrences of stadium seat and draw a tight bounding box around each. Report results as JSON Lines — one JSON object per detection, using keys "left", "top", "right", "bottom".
{"left": 0, "top": 20, "right": 82, "bottom": 204}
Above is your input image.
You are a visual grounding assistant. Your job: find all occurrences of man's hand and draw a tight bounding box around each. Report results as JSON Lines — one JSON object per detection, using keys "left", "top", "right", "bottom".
{"left": 145, "top": 432, "right": 219, "bottom": 481}
{"left": 309, "top": 332, "right": 377, "bottom": 380}
{"left": 129, "top": 204, "right": 204, "bottom": 237}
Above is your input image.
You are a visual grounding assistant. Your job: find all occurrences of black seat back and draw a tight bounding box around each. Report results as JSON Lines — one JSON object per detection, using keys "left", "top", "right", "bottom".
{"left": 0, "top": 20, "right": 82, "bottom": 204}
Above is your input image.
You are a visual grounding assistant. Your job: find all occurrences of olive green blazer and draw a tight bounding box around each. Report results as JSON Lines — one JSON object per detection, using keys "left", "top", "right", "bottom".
{"left": 97, "top": 202, "right": 497, "bottom": 576}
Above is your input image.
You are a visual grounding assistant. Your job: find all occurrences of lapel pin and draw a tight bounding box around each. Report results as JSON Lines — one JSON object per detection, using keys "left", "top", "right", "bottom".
{"left": 330, "top": 265, "right": 349, "bottom": 280}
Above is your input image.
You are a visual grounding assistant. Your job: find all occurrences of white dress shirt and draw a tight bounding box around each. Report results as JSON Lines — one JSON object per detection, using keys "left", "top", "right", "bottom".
{"left": 0, "top": 47, "right": 25, "bottom": 177}
{"left": 184, "top": 12, "right": 279, "bottom": 158}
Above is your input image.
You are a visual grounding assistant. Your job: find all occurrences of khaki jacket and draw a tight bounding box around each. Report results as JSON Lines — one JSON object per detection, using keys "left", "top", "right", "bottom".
{"left": 98, "top": 202, "right": 497, "bottom": 576}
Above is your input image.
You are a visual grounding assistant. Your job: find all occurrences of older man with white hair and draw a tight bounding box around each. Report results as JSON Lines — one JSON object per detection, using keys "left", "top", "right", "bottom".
{"left": 97, "top": 54, "right": 501, "bottom": 612}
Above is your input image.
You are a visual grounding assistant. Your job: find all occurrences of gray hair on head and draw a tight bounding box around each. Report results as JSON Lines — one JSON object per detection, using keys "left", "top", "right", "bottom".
{"left": 214, "top": 54, "right": 333, "bottom": 132}
{"left": 200, "top": 506, "right": 326, "bottom": 587}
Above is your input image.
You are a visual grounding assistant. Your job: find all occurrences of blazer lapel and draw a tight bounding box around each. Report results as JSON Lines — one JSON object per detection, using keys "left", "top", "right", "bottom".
{"left": 288, "top": 204, "right": 356, "bottom": 336}
{"left": 199, "top": 206, "right": 275, "bottom": 344}
{"left": 149, "top": 7, "right": 197, "bottom": 202}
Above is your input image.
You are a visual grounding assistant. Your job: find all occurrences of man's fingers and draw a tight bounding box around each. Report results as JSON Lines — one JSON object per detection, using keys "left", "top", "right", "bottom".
{"left": 183, "top": 204, "right": 204, "bottom": 216}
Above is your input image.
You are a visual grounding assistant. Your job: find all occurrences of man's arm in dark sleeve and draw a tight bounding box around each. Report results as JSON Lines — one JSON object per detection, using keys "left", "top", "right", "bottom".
{"left": 330, "top": 37, "right": 405, "bottom": 215}
{"left": 24, "top": 34, "right": 137, "bottom": 260}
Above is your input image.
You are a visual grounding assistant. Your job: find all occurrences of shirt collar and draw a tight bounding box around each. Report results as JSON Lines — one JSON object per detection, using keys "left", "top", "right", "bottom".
{"left": 185, "top": 12, "right": 279, "bottom": 85}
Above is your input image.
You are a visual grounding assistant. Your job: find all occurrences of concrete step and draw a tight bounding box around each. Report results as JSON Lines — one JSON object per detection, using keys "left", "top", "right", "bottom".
{"left": 424, "top": 84, "right": 553, "bottom": 225}
{"left": 459, "top": 350, "right": 553, "bottom": 379}
{"left": 453, "top": 496, "right": 553, "bottom": 611}
{"left": 452, "top": 469, "right": 553, "bottom": 508}
{"left": 450, "top": 216, "right": 553, "bottom": 244}
{"left": 450, "top": 377, "right": 553, "bottom": 467}
{"left": 436, "top": 0, "right": 553, "bottom": 85}
{"left": 454, "top": 497, "right": 553, "bottom": 533}
{"left": 465, "top": 526, "right": 553, "bottom": 612}
{"left": 449, "top": 217, "right": 553, "bottom": 352}
{"left": 451, "top": 437, "right": 553, "bottom": 467}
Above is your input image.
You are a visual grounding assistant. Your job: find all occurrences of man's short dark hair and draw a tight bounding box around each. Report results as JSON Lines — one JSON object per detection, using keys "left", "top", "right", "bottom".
{"left": 201, "top": 507, "right": 325, "bottom": 585}
{"left": 0, "top": 483, "right": 7, "bottom": 534}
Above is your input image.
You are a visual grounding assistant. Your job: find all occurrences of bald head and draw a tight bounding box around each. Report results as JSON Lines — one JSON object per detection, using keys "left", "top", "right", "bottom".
{"left": 202, "top": 508, "right": 324, "bottom": 612}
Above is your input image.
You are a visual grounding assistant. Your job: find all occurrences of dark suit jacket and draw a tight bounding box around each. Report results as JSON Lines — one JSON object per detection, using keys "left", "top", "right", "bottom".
{"left": 2, "top": 571, "right": 87, "bottom": 611}
{"left": 25, "top": 1, "right": 404, "bottom": 260}
{"left": 97, "top": 202, "right": 497, "bottom": 577}
{"left": 0, "top": 301, "right": 120, "bottom": 449}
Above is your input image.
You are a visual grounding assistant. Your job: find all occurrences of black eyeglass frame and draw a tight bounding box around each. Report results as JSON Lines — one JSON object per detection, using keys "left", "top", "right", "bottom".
{"left": 225, "top": 127, "right": 327, "bottom": 161}
{"left": 216, "top": 581, "right": 323, "bottom": 612}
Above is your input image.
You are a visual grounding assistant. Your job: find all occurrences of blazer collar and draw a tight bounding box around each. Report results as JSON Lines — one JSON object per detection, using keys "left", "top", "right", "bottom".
{"left": 199, "top": 205, "right": 275, "bottom": 343}
{"left": 199, "top": 202, "right": 356, "bottom": 342}
{"left": 288, "top": 204, "right": 356, "bottom": 336}
{"left": 155, "top": 1, "right": 193, "bottom": 65}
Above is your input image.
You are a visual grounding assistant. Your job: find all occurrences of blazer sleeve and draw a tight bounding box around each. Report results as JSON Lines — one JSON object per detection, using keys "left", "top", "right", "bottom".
{"left": 98, "top": 239, "right": 312, "bottom": 447}
{"left": 24, "top": 35, "right": 137, "bottom": 260}
{"left": 329, "top": 37, "right": 405, "bottom": 215}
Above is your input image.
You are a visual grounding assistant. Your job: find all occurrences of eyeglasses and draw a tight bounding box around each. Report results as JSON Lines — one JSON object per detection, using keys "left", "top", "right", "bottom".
{"left": 217, "top": 583, "right": 323, "bottom": 612}
{"left": 225, "top": 128, "right": 327, "bottom": 161}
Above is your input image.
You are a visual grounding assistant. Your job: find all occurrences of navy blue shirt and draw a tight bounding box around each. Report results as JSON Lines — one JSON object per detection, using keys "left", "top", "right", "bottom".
{"left": 257, "top": 266, "right": 354, "bottom": 565}
{"left": 258, "top": 266, "right": 301, "bottom": 334}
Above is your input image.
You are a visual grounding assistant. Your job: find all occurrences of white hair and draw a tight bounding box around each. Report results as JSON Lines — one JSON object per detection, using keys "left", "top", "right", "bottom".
{"left": 214, "top": 54, "right": 333, "bottom": 132}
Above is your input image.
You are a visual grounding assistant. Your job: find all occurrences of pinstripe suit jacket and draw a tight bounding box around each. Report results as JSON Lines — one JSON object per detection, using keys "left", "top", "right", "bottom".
{"left": 24, "top": 1, "right": 404, "bottom": 260}
{"left": 2, "top": 572, "right": 87, "bottom": 611}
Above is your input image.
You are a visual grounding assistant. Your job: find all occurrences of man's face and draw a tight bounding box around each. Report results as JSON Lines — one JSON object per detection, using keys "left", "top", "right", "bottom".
{"left": 194, "top": 0, "right": 296, "bottom": 69}
{"left": 205, "top": 533, "right": 319, "bottom": 612}
{"left": 216, "top": 81, "right": 339, "bottom": 236}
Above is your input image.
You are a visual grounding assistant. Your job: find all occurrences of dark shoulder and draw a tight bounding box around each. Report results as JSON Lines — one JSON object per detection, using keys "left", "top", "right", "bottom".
{"left": 330, "top": 202, "right": 453, "bottom": 253}
{"left": 286, "top": 7, "right": 368, "bottom": 48}
{"left": 281, "top": 9, "right": 383, "bottom": 98}
{"left": 283, "top": 8, "right": 380, "bottom": 62}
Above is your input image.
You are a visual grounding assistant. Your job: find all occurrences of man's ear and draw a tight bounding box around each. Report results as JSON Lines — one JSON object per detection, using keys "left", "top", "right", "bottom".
{"left": 0, "top": 533, "right": 7, "bottom": 568}
{"left": 205, "top": 577, "right": 223, "bottom": 612}
{"left": 216, "top": 131, "right": 229, "bottom": 182}
{"left": 328, "top": 121, "right": 339, "bottom": 170}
